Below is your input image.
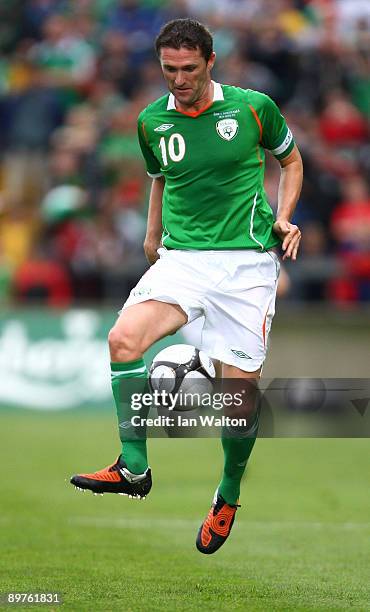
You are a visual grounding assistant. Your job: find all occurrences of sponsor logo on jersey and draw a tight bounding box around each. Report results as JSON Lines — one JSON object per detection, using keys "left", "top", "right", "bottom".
{"left": 216, "top": 118, "right": 239, "bottom": 141}
{"left": 231, "top": 349, "right": 252, "bottom": 359}
{"left": 154, "top": 123, "right": 175, "bottom": 132}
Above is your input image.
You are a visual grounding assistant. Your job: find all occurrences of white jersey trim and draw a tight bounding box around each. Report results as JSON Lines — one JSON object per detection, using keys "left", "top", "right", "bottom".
{"left": 147, "top": 171, "right": 163, "bottom": 178}
{"left": 166, "top": 81, "right": 224, "bottom": 110}
{"left": 249, "top": 192, "right": 265, "bottom": 251}
{"left": 162, "top": 223, "right": 170, "bottom": 245}
{"left": 167, "top": 94, "right": 176, "bottom": 110}
{"left": 213, "top": 82, "right": 224, "bottom": 101}
{"left": 269, "top": 128, "right": 293, "bottom": 156}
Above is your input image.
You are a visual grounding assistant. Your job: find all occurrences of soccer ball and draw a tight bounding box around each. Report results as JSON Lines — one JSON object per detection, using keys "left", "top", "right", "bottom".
{"left": 149, "top": 344, "right": 215, "bottom": 411}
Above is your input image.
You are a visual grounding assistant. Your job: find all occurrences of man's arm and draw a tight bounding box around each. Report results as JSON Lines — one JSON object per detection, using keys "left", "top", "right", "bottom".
{"left": 143, "top": 176, "right": 165, "bottom": 265}
{"left": 273, "top": 145, "right": 303, "bottom": 261}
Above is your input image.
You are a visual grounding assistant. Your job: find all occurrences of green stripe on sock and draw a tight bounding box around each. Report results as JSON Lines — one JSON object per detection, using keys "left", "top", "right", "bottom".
{"left": 111, "top": 359, "right": 148, "bottom": 379}
{"left": 111, "top": 359, "right": 147, "bottom": 372}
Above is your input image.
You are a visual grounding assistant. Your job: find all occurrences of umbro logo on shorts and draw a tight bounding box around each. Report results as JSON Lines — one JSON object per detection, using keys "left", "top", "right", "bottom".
{"left": 154, "top": 123, "right": 175, "bottom": 132}
{"left": 231, "top": 349, "right": 252, "bottom": 359}
{"left": 132, "top": 286, "right": 152, "bottom": 297}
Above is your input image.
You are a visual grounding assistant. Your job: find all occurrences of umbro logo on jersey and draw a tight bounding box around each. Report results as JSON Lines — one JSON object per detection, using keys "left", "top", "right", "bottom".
{"left": 216, "top": 118, "right": 239, "bottom": 141}
{"left": 231, "top": 349, "right": 252, "bottom": 359}
{"left": 154, "top": 123, "right": 175, "bottom": 132}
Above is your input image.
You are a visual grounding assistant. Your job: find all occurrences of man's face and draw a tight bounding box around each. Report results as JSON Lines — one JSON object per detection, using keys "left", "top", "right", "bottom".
{"left": 159, "top": 46, "right": 215, "bottom": 107}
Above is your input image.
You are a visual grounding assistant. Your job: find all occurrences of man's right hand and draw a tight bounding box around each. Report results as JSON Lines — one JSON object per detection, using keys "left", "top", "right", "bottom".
{"left": 144, "top": 237, "right": 161, "bottom": 265}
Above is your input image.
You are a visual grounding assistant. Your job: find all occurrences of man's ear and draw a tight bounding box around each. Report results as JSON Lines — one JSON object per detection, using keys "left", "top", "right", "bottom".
{"left": 208, "top": 51, "right": 216, "bottom": 71}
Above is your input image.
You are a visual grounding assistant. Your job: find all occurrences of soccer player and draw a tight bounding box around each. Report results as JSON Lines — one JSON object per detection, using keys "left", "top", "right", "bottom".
{"left": 71, "top": 18, "right": 303, "bottom": 554}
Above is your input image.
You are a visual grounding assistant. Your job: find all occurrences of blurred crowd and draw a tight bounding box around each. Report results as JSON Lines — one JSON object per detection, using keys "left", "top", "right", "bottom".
{"left": 0, "top": 0, "right": 369, "bottom": 307}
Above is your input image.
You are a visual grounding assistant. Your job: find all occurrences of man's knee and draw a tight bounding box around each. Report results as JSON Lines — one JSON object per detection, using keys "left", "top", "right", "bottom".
{"left": 108, "top": 323, "right": 143, "bottom": 362}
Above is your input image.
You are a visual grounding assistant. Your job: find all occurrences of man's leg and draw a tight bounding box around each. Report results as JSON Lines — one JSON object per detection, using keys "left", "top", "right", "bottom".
{"left": 196, "top": 250, "right": 278, "bottom": 552}
{"left": 108, "top": 300, "right": 187, "bottom": 474}
{"left": 196, "top": 364, "right": 260, "bottom": 554}
{"left": 218, "top": 364, "right": 260, "bottom": 505}
{"left": 70, "top": 299, "right": 187, "bottom": 495}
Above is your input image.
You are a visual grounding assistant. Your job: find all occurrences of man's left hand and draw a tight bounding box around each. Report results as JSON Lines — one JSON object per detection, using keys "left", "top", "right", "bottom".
{"left": 273, "top": 219, "right": 301, "bottom": 261}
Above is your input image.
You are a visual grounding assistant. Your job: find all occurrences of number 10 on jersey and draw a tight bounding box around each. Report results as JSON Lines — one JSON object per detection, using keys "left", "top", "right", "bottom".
{"left": 159, "top": 134, "right": 186, "bottom": 165}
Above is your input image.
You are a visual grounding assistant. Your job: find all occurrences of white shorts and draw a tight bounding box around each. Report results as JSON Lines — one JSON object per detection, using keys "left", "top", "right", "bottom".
{"left": 123, "top": 248, "right": 280, "bottom": 372}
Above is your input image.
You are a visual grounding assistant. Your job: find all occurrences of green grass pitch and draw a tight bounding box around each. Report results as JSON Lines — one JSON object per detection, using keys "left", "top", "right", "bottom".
{"left": 1, "top": 411, "right": 369, "bottom": 611}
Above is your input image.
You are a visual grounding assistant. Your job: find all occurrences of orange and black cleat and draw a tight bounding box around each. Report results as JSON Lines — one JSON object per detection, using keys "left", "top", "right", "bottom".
{"left": 70, "top": 456, "right": 152, "bottom": 499}
{"left": 196, "top": 491, "right": 240, "bottom": 554}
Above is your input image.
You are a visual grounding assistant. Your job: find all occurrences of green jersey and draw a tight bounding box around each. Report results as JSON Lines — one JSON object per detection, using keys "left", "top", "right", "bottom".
{"left": 137, "top": 83, "right": 295, "bottom": 251}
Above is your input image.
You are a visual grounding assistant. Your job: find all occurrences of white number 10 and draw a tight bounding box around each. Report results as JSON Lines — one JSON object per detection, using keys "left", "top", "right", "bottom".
{"left": 159, "top": 134, "right": 186, "bottom": 166}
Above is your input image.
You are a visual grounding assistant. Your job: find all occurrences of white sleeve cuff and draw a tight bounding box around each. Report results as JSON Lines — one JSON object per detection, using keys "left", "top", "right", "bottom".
{"left": 269, "top": 128, "right": 293, "bottom": 156}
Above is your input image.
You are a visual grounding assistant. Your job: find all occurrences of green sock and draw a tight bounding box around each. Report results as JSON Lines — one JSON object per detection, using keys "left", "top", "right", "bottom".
{"left": 218, "top": 411, "right": 259, "bottom": 505}
{"left": 111, "top": 359, "right": 149, "bottom": 474}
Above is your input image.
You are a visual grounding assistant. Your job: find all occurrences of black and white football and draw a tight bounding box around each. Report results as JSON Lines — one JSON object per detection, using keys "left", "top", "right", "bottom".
{"left": 149, "top": 344, "right": 215, "bottom": 410}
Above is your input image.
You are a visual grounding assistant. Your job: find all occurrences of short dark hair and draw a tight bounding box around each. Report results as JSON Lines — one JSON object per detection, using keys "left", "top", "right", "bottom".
{"left": 155, "top": 18, "right": 213, "bottom": 62}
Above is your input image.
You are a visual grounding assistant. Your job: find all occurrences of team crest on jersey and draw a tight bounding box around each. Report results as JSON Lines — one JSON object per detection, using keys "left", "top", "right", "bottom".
{"left": 216, "top": 118, "right": 239, "bottom": 141}
{"left": 154, "top": 123, "right": 175, "bottom": 132}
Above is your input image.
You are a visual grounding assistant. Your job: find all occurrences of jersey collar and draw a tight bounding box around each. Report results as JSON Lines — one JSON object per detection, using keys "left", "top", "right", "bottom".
{"left": 166, "top": 81, "right": 224, "bottom": 111}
